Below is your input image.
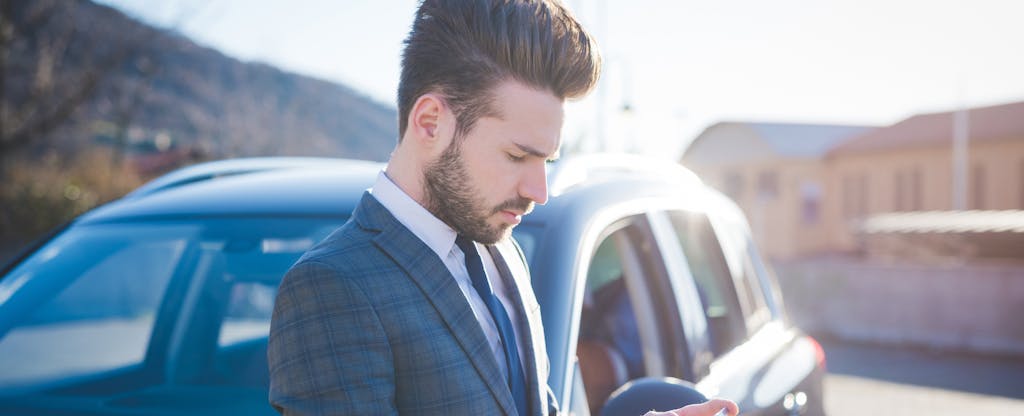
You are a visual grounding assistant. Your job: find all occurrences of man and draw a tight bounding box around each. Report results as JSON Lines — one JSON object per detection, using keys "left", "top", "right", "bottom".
{"left": 267, "top": 1, "right": 738, "bottom": 415}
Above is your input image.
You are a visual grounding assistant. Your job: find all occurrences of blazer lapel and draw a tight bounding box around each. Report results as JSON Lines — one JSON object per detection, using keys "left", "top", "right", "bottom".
{"left": 488, "top": 242, "right": 548, "bottom": 416}
{"left": 352, "top": 193, "right": 518, "bottom": 415}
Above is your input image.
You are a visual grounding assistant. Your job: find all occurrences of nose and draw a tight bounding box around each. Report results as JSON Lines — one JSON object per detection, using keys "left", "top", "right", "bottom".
{"left": 519, "top": 162, "right": 549, "bottom": 205}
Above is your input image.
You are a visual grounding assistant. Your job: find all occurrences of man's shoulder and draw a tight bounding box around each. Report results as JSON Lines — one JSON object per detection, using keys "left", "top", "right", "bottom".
{"left": 280, "top": 219, "right": 404, "bottom": 296}
{"left": 296, "top": 219, "right": 377, "bottom": 269}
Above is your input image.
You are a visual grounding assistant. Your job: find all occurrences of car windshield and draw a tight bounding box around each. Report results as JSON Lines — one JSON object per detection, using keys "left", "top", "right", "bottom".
{"left": 0, "top": 216, "right": 345, "bottom": 397}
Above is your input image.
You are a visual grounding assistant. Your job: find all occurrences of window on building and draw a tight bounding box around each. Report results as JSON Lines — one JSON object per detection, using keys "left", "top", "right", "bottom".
{"left": 859, "top": 175, "right": 870, "bottom": 217}
{"left": 1020, "top": 160, "right": 1024, "bottom": 209}
{"left": 894, "top": 170, "right": 905, "bottom": 212}
{"left": 912, "top": 168, "right": 923, "bottom": 211}
{"left": 756, "top": 171, "right": 778, "bottom": 200}
{"left": 893, "top": 168, "right": 923, "bottom": 212}
{"left": 800, "top": 181, "right": 822, "bottom": 224}
{"left": 972, "top": 164, "right": 986, "bottom": 210}
{"left": 842, "top": 175, "right": 854, "bottom": 219}
{"left": 843, "top": 173, "right": 871, "bottom": 219}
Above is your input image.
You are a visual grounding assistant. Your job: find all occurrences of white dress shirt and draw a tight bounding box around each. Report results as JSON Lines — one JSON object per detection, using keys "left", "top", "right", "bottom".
{"left": 370, "top": 171, "right": 527, "bottom": 382}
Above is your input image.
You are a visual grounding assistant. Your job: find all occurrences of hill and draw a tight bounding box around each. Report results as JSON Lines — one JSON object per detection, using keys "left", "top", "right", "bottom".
{"left": 2, "top": 0, "right": 397, "bottom": 165}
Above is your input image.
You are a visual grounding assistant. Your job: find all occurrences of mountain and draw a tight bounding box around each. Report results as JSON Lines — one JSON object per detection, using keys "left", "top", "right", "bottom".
{"left": 2, "top": 0, "right": 397, "bottom": 165}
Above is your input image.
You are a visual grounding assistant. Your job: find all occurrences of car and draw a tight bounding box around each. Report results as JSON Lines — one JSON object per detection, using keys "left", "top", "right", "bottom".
{"left": 0, "top": 155, "right": 826, "bottom": 415}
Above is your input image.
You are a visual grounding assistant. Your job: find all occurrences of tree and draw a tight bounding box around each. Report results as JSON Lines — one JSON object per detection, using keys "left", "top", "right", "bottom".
{"left": 0, "top": 0, "right": 160, "bottom": 243}
{"left": 0, "top": 0, "right": 149, "bottom": 161}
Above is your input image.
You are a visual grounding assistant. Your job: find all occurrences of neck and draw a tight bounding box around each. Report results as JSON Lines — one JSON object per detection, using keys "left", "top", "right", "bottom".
{"left": 384, "top": 142, "right": 429, "bottom": 208}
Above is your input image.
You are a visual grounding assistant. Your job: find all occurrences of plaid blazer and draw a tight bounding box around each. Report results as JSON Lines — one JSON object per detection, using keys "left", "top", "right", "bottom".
{"left": 268, "top": 192, "right": 557, "bottom": 415}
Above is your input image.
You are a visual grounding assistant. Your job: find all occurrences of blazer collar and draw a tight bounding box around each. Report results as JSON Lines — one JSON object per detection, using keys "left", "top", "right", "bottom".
{"left": 353, "top": 192, "right": 520, "bottom": 415}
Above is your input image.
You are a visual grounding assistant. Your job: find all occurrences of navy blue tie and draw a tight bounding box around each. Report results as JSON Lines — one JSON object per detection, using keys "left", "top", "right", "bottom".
{"left": 455, "top": 235, "right": 529, "bottom": 416}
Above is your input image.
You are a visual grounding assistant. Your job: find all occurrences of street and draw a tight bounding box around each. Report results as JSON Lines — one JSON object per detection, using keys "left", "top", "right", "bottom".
{"left": 819, "top": 337, "right": 1024, "bottom": 415}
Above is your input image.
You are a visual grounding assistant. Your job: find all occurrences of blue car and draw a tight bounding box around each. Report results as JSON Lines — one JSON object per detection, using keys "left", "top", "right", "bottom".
{"left": 0, "top": 155, "right": 826, "bottom": 415}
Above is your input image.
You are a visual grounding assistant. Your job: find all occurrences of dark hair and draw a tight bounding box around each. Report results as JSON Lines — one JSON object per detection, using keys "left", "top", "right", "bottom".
{"left": 397, "top": 0, "right": 601, "bottom": 140}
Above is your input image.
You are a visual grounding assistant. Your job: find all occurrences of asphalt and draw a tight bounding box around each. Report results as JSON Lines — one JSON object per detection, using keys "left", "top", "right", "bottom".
{"left": 818, "top": 336, "right": 1024, "bottom": 415}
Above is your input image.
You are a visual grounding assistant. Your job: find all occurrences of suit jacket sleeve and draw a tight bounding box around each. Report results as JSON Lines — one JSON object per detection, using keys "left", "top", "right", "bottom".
{"left": 267, "top": 260, "right": 397, "bottom": 415}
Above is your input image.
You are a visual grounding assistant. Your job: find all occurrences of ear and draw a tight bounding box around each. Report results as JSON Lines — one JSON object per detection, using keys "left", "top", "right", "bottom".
{"left": 406, "top": 93, "right": 452, "bottom": 149}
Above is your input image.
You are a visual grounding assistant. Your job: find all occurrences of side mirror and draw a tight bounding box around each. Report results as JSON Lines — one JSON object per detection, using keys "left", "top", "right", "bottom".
{"left": 600, "top": 377, "right": 709, "bottom": 416}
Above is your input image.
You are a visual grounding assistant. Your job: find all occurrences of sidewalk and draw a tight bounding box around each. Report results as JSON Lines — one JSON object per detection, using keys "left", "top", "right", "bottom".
{"left": 820, "top": 337, "right": 1024, "bottom": 415}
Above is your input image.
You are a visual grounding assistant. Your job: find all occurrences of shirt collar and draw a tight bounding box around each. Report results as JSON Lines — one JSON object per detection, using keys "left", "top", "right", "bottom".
{"left": 370, "top": 170, "right": 457, "bottom": 260}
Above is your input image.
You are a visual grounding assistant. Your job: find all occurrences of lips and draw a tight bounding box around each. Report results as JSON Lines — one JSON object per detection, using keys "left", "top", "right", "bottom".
{"left": 494, "top": 198, "right": 533, "bottom": 215}
{"left": 500, "top": 210, "right": 523, "bottom": 225}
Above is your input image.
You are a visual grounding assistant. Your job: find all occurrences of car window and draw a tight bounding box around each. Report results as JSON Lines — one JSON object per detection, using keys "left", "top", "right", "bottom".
{"left": 710, "top": 212, "right": 771, "bottom": 333}
{"left": 744, "top": 238, "right": 783, "bottom": 316}
{"left": 575, "top": 216, "right": 675, "bottom": 414}
{"left": 0, "top": 225, "right": 193, "bottom": 388}
{"left": 0, "top": 217, "right": 343, "bottom": 397}
{"left": 580, "top": 232, "right": 641, "bottom": 370}
{"left": 734, "top": 248, "right": 770, "bottom": 332}
{"left": 218, "top": 282, "right": 276, "bottom": 348}
{"left": 666, "top": 210, "right": 747, "bottom": 358}
{"left": 566, "top": 361, "right": 593, "bottom": 416}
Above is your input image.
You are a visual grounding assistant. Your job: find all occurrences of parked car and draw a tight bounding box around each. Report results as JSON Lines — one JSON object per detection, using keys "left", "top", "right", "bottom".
{"left": 0, "top": 155, "right": 825, "bottom": 415}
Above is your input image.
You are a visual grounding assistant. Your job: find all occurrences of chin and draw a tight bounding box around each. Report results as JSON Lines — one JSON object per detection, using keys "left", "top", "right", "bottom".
{"left": 497, "top": 224, "right": 516, "bottom": 242}
{"left": 480, "top": 224, "right": 514, "bottom": 245}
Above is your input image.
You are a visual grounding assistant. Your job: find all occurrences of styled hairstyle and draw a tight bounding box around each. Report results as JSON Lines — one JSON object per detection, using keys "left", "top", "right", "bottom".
{"left": 397, "top": 0, "right": 601, "bottom": 140}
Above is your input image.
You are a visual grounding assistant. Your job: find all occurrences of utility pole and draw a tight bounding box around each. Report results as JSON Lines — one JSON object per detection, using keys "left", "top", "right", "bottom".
{"left": 952, "top": 77, "right": 969, "bottom": 210}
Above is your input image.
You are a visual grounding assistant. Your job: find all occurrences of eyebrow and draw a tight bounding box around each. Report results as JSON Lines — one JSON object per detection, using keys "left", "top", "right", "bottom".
{"left": 515, "top": 143, "right": 560, "bottom": 162}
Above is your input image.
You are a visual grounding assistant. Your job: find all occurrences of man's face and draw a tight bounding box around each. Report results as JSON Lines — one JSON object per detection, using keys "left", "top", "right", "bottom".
{"left": 424, "top": 81, "right": 563, "bottom": 244}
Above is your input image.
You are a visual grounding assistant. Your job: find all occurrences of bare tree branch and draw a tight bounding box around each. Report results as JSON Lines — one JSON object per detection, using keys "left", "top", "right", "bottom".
{"left": 0, "top": 0, "right": 153, "bottom": 157}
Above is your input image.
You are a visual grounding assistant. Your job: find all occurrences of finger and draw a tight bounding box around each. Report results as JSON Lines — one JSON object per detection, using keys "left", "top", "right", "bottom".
{"left": 704, "top": 398, "right": 739, "bottom": 416}
{"left": 669, "top": 399, "right": 740, "bottom": 416}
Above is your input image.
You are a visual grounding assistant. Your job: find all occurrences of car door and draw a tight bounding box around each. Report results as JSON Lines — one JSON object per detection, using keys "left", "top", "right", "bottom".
{"left": 703, "top": 205, "right": 826, "bottom": 416}
{"left": 571, "top": 213, "right": 689, "bottom": 415}
{"left": 650, "top": 208, "right": 824, "bottom": 415}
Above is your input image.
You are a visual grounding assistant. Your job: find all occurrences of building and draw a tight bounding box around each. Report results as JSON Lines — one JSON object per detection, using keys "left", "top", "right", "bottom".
{"left": 682, "top": 101, "right": 1024, "bottom": 260}
{"left": 824, "top": 101, "right": 1024, "bottom": 257}
{"left": 681, "top": 121, "right": 873, "bottom": 259}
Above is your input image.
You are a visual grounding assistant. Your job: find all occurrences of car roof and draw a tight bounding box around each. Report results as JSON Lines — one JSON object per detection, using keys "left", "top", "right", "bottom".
{"left": 77, "top": 154, "right": 712, "bottom": 225}
{"left": 78, "top": 158, "right": 383, "bottom": 224}
{"left": 529, "top": 153, "right": 708, "bottom": 223}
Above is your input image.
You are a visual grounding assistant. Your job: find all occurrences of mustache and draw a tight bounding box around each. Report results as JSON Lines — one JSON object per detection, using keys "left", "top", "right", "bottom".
{"left": 492, "top": 197, "right": 534, "bottom": 216}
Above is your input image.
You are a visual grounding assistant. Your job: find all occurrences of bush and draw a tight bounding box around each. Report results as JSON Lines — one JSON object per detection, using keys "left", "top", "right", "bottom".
{"left": 0, "top": 149, "right": 143, "bottom": 241}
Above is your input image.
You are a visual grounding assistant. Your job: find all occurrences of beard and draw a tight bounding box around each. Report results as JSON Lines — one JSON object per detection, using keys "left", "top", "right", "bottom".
{"left": 423, "top": 140, "right": 533, "bottom": 244}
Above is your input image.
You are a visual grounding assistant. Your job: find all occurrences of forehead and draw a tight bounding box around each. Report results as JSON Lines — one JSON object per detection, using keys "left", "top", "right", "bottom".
{"left": 483, "top": 81, "right": 564, "bottom": 154}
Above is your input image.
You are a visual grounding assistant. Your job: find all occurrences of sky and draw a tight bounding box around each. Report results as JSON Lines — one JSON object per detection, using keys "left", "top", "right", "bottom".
{"left": 96, "top": 0, "right": 1024, "bottom": 160}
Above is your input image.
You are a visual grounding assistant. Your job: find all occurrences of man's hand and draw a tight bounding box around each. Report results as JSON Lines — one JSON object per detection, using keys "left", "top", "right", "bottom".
{"left": 643, "top": 398, "right": 739, "bottom": 416}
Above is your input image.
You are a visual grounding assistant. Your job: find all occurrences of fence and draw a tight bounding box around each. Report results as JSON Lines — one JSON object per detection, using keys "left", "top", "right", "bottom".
{"left": 774, "top": 257, "right": 1024, "bottom": 356}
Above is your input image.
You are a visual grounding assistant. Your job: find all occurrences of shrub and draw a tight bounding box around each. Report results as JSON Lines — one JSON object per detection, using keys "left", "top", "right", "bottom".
{"left": 0, "top": 149, "right": 143, "bottom": 241}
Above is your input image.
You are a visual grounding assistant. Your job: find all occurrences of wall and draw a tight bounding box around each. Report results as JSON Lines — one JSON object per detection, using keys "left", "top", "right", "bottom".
{"left": 775, "top": 257, "right": 1024, "bottom": 356}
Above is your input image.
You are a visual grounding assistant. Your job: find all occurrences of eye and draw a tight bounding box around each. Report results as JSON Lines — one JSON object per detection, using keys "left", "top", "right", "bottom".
{"left": 507, "top": 152, "right": 526, "bottom": 162}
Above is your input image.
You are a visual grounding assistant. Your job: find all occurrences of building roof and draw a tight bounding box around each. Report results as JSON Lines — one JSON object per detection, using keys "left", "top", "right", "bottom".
{"left": 829, "top": 101, "right": 1024, "bottom": 156}
{"left": 682, "top": 121, "right": 873, "bottom": 167}
{"left": 746, "top": 123, "right": 873, "bottom": 158}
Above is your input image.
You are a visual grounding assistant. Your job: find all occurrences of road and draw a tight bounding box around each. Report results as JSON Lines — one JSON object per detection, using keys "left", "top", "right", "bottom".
{"left": 819, "top": 337, "right": 1024, "bottom": 415}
